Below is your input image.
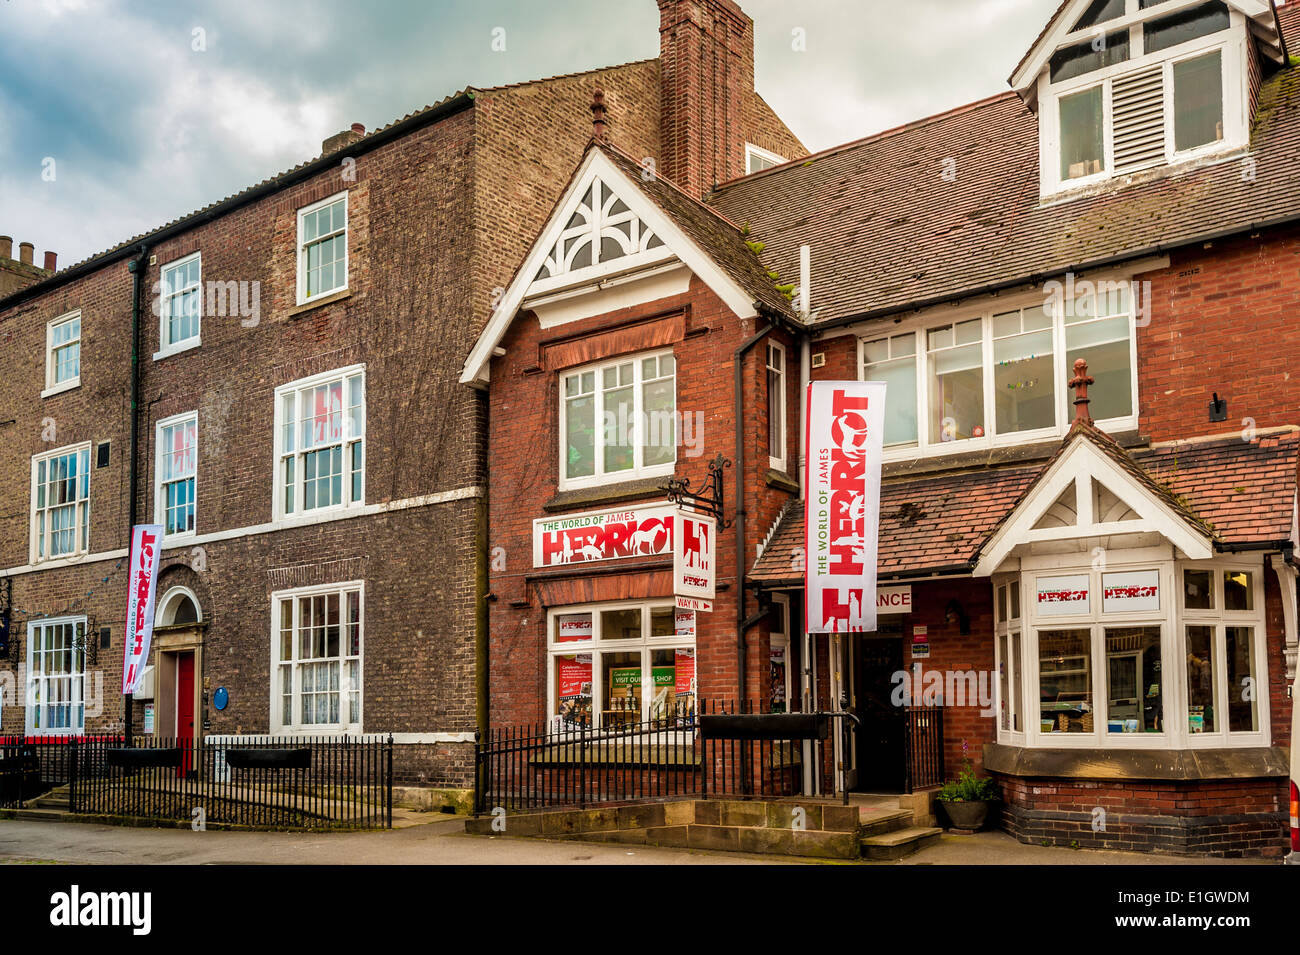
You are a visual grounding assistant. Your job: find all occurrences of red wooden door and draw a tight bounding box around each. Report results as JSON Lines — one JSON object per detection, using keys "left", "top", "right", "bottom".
{"left": 176, "top": 653, "right": 195, "bottom": 776}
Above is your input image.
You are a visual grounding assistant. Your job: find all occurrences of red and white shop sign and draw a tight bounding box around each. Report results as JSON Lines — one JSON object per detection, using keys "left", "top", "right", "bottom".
{"left": 1036, "top": 574, "right": 1090, "bottom": 617}
{"left": 1102, "top": 570, "right": 1160, "bottom": 613}
{"left": 122, "top": 523, "right": 163, "bottom": 695}
{"left": 556, "top": 613, "right": 593, "bottom": 642}
{"left": 878, "top": 586, "right": 911, "bottom": 615}
{"left": 804, "top": 381, "right": 887, "bottom": 634}
{"left": 675, "top": 595, "right": 712, "bottom": 612}
{"left": 533, "top": 504, "right": 675, "bottom": 568}
{"left": 673, "top": 508, "right": 715, "bottom": 608}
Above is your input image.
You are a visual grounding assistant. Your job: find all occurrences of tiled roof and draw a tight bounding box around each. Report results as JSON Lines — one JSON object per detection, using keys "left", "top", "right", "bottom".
{"left": 749, "top": 430, "right": 1300, "bottom": 583}
{"left": 600, "top": 144, "right": 797, "bottom": 318}
{"left": 709, "top": 6, "right": 1300, "bottom": 326}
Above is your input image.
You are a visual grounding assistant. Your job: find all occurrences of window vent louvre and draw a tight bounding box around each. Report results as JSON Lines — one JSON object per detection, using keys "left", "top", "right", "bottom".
{"left": 1112, "top": 65, "right": 1166, "bottom": 171}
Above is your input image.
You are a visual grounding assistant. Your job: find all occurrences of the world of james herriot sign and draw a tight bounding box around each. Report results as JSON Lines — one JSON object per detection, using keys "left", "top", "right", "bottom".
{"left": 804, "top": 381, "right": 886, "bottom": 634}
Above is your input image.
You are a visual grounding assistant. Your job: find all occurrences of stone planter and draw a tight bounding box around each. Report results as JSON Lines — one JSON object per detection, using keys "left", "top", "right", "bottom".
{"left": 940, "top": 799, "right": 992, "bottom": 831}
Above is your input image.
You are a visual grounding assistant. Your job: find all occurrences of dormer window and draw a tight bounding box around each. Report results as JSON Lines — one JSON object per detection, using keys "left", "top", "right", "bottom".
{"left": 1030, "top": 0, "right": 1254, "bottom": 197}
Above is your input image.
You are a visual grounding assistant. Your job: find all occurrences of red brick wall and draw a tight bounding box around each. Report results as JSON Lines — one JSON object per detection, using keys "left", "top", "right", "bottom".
{"left": 486, "top": 274, "right": 799, "bottom": 727}
{"left": 1136, "top": 224, "right": 1300, "bottom": 443}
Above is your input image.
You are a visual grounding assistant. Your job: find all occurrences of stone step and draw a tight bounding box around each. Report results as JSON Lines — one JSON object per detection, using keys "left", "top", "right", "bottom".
{"left": 8, "top": 808, "right": 69, "bottom": 822}
{"left": 857, "top": 808, "right": 912, "bottom": 837}
{"left": 860, "top": 826, "right": 943, "bottom": 861}
{"left": 33, "top": 797, "right": 69, "bottom": 809}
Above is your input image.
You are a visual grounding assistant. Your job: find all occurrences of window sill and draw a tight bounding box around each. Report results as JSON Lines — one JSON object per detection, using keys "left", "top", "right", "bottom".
{"left": 545, "top": 477, "right": 669, "bottom": 513}
{"left": 41, "top": 380, "right": 80, "bottom": 399}
{"left": 765, "top": 468, "right": 799, "bottom": 494}
{"left": 153, "top": 339, "right": 202, "bottom": 362}
{"left": 28, "top": 552, "right": 93, "bottom": 570}
{"left": 983, "top": 741, "right": 1288, "bottom": 781}
{"left": 290, "top": 288, "right": 351, "bottom": 317}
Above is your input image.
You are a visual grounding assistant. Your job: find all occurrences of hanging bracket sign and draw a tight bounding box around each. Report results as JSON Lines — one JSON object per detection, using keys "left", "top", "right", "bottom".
{"left": 673, "top": 508, "right": 716, "bottom": 612}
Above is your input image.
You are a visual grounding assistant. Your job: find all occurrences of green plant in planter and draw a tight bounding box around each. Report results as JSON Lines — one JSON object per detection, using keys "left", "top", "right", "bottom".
{"left": 935, "top": 741, "right": 999, "bottom": 803}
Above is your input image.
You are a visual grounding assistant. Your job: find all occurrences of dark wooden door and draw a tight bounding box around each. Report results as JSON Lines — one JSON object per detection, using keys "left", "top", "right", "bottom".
{"left": 854, "top": 637, "right": 905, "bottom": 792}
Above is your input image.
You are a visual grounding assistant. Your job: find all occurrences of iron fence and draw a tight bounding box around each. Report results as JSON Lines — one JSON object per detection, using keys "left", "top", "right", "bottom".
{"left": 0, "top": 735, "right": 123, "bottom": 809}
{"left": 475, "top": 699, "right": 837, "bottom": 813}
{"left": 903, "top": 706, "right": 946, "bottom": 793}
{"left": 39, "top": 735, "right": 394, "bottom": 829}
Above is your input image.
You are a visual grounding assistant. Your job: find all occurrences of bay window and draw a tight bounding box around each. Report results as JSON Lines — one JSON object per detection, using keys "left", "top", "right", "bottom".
{"left": 998, "top": 560, "right": 1268, "bottom": 749}
{"left": 547, "top": 601, "right": 696, "bottom": 730}
{"left": 26, "top": 617, "right": 86, "bottom": 736}
{"left": 31, "top": 443, "right": 91, "bottom": 562}
{"left": 560, "top": 351, "right": 675, "bottom": 489}
{"left": 859, "top": 281, "right": 1135, "bottom": 459}
{"left": 274, "top": 366, "right": 365, "bottom": 518}
{"left": 273, "top": 582, "right": 363, "bottom": 733}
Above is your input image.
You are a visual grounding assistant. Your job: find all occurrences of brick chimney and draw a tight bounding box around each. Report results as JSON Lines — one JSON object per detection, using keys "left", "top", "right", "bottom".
{"left": 0, "top": 235, "right": 57, "bottom": 297}
{"left": 657, "top": 0, "right": 755, "bottom": 198}
{"left": 322, "top": 123, "right": 366, "bottom": 156}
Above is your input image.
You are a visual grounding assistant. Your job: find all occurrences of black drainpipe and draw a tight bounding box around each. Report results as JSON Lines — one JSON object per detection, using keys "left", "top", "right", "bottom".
{"left": 125, "top": 244, "right": 149, "bottom": 745}
{"left": 733, "top": 309, "right": 776, "bottom": 705}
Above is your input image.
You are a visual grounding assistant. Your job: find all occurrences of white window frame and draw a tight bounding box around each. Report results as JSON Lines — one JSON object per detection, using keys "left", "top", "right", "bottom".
{"left": 558, "top": 350, "right": 676, "bottom": 491}
{"left": 272, "top": 364, "right": 366, "bottom": 521}
{"left": 545, "top": 599, "right": 696, "bottom": 730}
{"left": 745, "top": 143, "right": 787, "bottom": 174}
{"left": 1001, "top": 553, "right": 1269, "bottom": 750}
{"left": 155, "top": 251, "right": 202, "bottom": 359}
{"left": 1038, "top": 3, "right": 1247, "bottom": 197}
{"left": 858, "top": 280, "right": 1139, "bottom": 461}
{"left": 766, "top": 341, "right": 787, "bottom": 473}
{"left": 43, "top": 309, "right": 81, "bottom": 398}
{"left": 25, "top": 615, "right": 87, "bottom": 737}
{"left": 296, "top": 191, "right": 348, "bottom": 305}
{"left": 269, "top": 580, "right": 364, "bottom": 735}
{"left": 994, "top": 575, "right": 1027, "bottom": 745}
{"left": 154, "top": 411, "right": 198, "bottom": 540}
{"left": 30, "top": 442, "right": 92, "bottom": 565}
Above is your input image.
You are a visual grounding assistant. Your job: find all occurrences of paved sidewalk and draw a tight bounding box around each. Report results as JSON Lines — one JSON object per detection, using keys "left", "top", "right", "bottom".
{"left": 0, "top": 817, "right": 1271, "bottom": 865}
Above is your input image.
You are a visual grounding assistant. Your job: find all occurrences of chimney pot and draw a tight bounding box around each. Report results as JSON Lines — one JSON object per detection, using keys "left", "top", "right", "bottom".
{"left": 591, "top": 88, "right": 608, "bottom": 142}
{"left": 43, "top": 251, "right": 58, "bottom": 272}
{"left": 0, "top": 236, "right": 11, "bottom": 259}
{"left": 18, "top": 242, "right": 34, "bottom": 266}
{"left": 1069, "top": 357, "right": 1095, "bottom": 425}
{"left": 351, "top": 123, "right": 366, "bottom": 136}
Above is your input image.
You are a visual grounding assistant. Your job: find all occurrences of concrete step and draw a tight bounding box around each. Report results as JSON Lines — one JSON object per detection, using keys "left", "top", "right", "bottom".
{"left": 857, "top": 807, "right": 912, "bottom": 837}
{"left": 860, "top": 825, "right": 943, "bottom": 861}
{"left": 33, "top": 796, "right": 69, "bottom": 809}
{"left": 8, "top": 807, "right": 69, "bottom": 822}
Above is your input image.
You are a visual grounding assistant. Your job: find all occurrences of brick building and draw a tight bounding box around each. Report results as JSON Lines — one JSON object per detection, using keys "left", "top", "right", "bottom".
{"left": 0, "top": 0, "right": 804, "bottom": 790}
{"left": 470, "top": 0, "right": 1300, "bottom": 855}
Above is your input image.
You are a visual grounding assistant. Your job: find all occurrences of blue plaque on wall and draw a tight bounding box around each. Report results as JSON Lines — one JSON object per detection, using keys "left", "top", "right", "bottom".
{"left": 213, "top": 686, "right": 229, "bottom": 711}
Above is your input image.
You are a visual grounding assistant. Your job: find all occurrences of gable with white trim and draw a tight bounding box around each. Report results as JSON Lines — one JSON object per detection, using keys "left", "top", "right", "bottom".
{"left": 461, "top": 147, "right": 759, "bottom": 387}
{"left": 974, "top": 434, "right": 1214, "bottom": 576}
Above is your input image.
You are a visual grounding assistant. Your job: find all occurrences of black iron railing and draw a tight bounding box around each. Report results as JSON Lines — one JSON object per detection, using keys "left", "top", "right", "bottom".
{"left": 0, "top": 735, "right": 124, "bottom": 808}
{"left": 475, "top": 700, "right": 838, "bottom": 813}
{"left": 903, "top": 706, "right": 945, "bottom": 793}
{"left": 51, "top": 735, "right": 393, "bottom": 829}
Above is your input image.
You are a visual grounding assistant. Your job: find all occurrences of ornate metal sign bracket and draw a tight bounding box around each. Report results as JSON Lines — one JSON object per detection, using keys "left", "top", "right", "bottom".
{"left": 661, "top": 453, "right": 732, "bottom": 528}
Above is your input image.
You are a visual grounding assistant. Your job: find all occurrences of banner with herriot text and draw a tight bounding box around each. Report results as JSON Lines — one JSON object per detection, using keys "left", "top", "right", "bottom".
{"left": 804, "top": 381, "right": 886, "bottom": 634}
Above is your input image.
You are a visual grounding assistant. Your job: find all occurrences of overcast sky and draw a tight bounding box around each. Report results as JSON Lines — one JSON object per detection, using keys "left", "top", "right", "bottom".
{"left": 0, "top": 0, "right": 1071, "bottom": 265}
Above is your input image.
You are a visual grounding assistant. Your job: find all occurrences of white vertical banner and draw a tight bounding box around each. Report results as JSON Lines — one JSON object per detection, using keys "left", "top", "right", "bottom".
{"left": 122, "top": 524, "right": 163, "bottom": 695}
{"left": 804, "top": 381, "right": 886, "bottom": 634}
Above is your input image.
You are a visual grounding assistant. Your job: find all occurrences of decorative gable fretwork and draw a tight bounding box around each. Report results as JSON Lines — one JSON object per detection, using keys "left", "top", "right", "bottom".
{"left": 536, "top": 177, "right": 665, "bottom": 282}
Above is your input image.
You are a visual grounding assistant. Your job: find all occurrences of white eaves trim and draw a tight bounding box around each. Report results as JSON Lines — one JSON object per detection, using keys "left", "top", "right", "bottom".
{"left": 460, "top": 147, "right": 759, "bottom": 387}
{"left": 973, "top": 434, "right": 1214, "bottom": 576}
{"left": 1010, "top": 0, "right": 1273, "bottom": 94}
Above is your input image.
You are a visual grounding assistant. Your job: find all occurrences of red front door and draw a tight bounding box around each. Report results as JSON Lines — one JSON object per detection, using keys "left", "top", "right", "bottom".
{"left": 176, "top": 652, "right": 195, "bottom": 776}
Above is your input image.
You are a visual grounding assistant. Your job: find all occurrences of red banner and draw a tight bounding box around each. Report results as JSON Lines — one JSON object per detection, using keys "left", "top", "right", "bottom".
{"left": 122, "top": 524, "right": 163, "bottom": 695}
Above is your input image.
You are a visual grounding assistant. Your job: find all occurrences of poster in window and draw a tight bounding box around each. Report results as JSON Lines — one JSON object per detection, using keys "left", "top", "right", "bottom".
{"left": 674, "top": 609, "right": 695, "bottom": 638}
{"left": 556, "top": 653, "right": 592, "bottom": 729}
{"left": 556, "top": 613, "right": 593, "bottom": 642}
{"left": 1102, "top": 570, "right": 1159, "bottom": 613}
{"left": 1036, "top": 574, "right": 1090, "bottom": 617}
{"left": 769, "top": 646, "right": 787, "bottom": 714}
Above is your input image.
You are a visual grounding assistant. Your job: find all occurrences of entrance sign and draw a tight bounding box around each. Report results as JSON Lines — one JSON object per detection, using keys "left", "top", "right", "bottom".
{"left": 1102, "top": 570, "right": 1160, "bottom": 613}
{"left": 533, "top": 504, "right": 675, "bottom": 568}
{"left": 878, "top": 586, "right": 911, "bottom": 614}
{"left": 804, "top": 381, "right": 887, "bottom": 633}
{"left": 675, "top": 595, "right": 712, "bottom": 612}
{"left": 673, "top": 508, "right": 716, "bottom": 607}
{"left": 122, "top": 523, "right": 163, "bottom": 695}
{"left": 1036, "top": 574, "right": 1090, "bottom": 616}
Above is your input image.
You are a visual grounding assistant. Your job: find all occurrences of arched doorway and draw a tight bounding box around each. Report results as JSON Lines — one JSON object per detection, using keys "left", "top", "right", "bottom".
{"left": 151, "top": 587, "right": 205, "bottom": 765}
